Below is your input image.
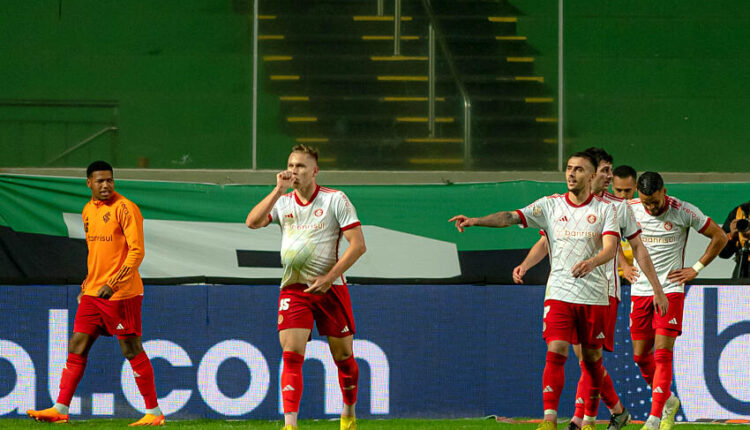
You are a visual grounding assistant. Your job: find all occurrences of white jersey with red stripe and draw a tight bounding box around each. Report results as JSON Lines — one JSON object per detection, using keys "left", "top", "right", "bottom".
{"left": 517, "top": 192, "right": 620, "bottom": 305}
{"left": 601, "top": 192, "right": 642, "bottom": 301}
{"left": 629, "top": 195, "right": 711, "bottom": 296}
{"left": 270, "top": 185, "right": 361, "bottom": 289}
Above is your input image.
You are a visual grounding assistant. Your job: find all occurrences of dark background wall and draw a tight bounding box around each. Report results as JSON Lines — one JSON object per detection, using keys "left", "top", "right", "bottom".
{"left": 1, "top": 0, "right": 748, "bottom": 171}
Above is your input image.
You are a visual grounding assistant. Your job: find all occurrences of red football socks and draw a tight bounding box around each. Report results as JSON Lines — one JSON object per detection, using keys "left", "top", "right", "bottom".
{"left": 633, "top": 353, "right": 656, "bottom": 386}
{"left": 600, "top": 367, "right": 620, "bottom": 410}
{"left": 281, "top": 351, "right": 305, "bottom": 413}
{"left": 128, "top": 351, "right": 159, "bottom": 410}
{"left": 542, "top": 351, "right": 567, "bottom": 414}
{"left": 581, "top": 357, "right": 603, "bottom": 418}
{"left": 335, "top": 355, "right": 359, "bottom": 405}
{"left": 650, "top": 349, "right": 673, "bottom": 417}
{"left": 57, "top": 353, "right": 87, "bottom": 406}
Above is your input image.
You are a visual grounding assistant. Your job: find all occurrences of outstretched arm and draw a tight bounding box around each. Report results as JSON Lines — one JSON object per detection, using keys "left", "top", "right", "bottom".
{"left": 513, "top": 236, "right": 548, "bottom": 284}
{"left": 246, "top": 171, "right": 294, "bottom": 229}
{"left": 449, "top": 211, "right": 521, "bottom": 232}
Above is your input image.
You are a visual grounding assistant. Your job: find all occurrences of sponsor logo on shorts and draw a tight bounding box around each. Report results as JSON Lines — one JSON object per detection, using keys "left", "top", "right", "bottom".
{"left": 575, "top": 397, "right": 584, "bottom": 404}
{"left": 587, "top": 214, "right": 597, "bottom": 224}
{"left": 116, "top": 323, "right": 124, "bottom": 330}
{"left": 654, "top": 386, "right": 664, "bottom": 394}
{"left": 543, "top": 385, "right": 554, "bottom": 393}
{"left": 596, "top": 332, "right": 606, "bottom": 339}
{"left": 341, "top": 326, "right": 350, "bottom": 333}
{"left": 668, "top": 318, "right": 678, "bottom": 325}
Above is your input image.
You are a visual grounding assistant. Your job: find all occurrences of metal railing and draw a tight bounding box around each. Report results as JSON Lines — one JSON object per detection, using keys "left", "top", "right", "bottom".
{"left": 420, "top": 0, "right": 472, "bottom": 165}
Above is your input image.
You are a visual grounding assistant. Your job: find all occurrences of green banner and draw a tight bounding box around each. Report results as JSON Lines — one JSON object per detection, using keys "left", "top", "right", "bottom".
{"left": 0, "top": 174, "right": 747, "bottom": 251}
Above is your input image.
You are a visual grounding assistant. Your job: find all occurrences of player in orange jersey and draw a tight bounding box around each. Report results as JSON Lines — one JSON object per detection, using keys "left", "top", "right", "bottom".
{"left": 27, "top": 161, "right": 164, "bottom": 426}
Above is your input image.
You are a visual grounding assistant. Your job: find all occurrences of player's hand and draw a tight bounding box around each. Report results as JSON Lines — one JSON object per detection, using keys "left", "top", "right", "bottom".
{"left": 304, "top": 276, "right": 332, "bottom": 295}
{"left": 96, "top": 284, "right": 114, "bottom": 299}
{"left": 448, "top": 215, "right": 475, "bottom": 233}
{"left": 667, "top": 267, "right": 698, "bottom": 285}
{"left": 653, "top": 290, "right": 669, "bottom": 316}
{"left": 276, "top": 170, "right": 294, "bottom": 191}
{"left": 77, "top": 291, "right": 83, "bottom": 304}
{"left": 512, "top": 265, "right": 527, "bottom": 284}
{"left": 621, "top": 263, "right": 639, "bottom": 283}
{"left": 570, "top": 259, "right": 595, "bottom": 278}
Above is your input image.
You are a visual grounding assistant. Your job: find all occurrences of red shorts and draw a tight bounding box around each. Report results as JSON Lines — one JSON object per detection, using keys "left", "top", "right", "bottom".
{"left": 543, "top": 299, "right": 609, "bottom": 349}
{"left": 73, "top": 294, "right": 143, "bottom": 339}
{"left": 278, "top": 283, "right": 356, "bottom": 337}
{"left": 604, "top": 296, "right": 619, "bottom": 353}
{"left": 630, "top": 292, "right": 684, "bottom": 340}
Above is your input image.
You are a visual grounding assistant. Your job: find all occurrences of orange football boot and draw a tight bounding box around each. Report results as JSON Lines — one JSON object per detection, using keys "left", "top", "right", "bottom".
{"left": 129, "top": 413, "right": 166, "bottom": 426}
{"left": 26, "top": 406, "right": 70, "bottom": 423}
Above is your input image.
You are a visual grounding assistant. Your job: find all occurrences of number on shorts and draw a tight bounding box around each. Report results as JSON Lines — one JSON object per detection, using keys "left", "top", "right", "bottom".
{"left": 279, "top": 298, "right": 291, "bottom": 311}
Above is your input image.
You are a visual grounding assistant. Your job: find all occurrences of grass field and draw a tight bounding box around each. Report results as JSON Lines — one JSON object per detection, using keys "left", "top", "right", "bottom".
{"left": 1, "top": 419, "right": 748, "bottom": 430}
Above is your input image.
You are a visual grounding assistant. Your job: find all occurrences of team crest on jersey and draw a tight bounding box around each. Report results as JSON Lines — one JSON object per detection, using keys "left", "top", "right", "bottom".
{"left": 664, "top": 221, "right": 673, "bottom": 231}
{"left": 532, "top": 205, "right": 542, "bottom": 217}
{"left": 103, "top": 212, "right": 111, "bottom": 223}
{"left": 587, "top": 214, "right": 597, "bottom": 224}
{"left": 314, "top": 208, "right": 324, "bottom": 217}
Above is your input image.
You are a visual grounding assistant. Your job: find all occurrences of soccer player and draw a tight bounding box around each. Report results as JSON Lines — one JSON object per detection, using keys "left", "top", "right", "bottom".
{"left": 513, "top": 149, "right": 668, "bottom": 430}
{"left": 245, "top": 145, "right": 366, "bottom": 430}
{"left": 611, "top": 164, "right": 638, "bottom": 278}
{"left": 451, "top": 152, "right": 619, "bottom": 430}
{"left": 611, "top": 165, "right": 637, "bottom": 200}
{"left": 629, "top": 172, "right": 728, "bottom": 430}
{"left": 27, "top": 161, "right": 164, "bottom": 426}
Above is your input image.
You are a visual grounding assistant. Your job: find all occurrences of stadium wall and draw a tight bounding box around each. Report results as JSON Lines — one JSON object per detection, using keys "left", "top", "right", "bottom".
{"left": 1, "top": 1, "right": 748, "bottom": 171}
{"left": 1, "top": 284, "right": 748, "bottom": 420}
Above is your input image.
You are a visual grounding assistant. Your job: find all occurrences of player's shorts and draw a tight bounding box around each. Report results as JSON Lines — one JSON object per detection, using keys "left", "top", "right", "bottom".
{"left": 73, "top": 294, "right": 143, "bottom": 340}
{"left": 278, "top": 283, "right": 356, "bottom": 338}
{"left": 543, "top": 299, "right": 609, "bottom": 349}
{"left": 629, "top": 292, "right": 685, "bottom": 340}
{"left": 604, "top": 296, "right": 619, "bottom": 353}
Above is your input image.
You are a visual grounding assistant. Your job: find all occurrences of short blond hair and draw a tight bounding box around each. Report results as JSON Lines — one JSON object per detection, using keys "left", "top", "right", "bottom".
{"left": 291, "top": 144, "right": 318, "bottom": 162}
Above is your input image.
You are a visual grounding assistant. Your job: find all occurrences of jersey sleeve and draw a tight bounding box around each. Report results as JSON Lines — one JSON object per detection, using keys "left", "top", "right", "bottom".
{"left": 618, "top": 201, "right": 641, "bottom": 240}
{"left": 602, "top": 202, "right": 621, "bottom": 239}
{"left": 516, "top": 197, "right": 550, "bottom": 230}
{"left": 682, "top": 201, "right": 711, "bottom": 233}
{"left": 333, "top": 192, "right": 361, "bottom": 231}
{"left": 107, "top": 200, "right": 145, "bottom": 292}
{"left": 269, "top": 196, "right": 283, "bottom": 225}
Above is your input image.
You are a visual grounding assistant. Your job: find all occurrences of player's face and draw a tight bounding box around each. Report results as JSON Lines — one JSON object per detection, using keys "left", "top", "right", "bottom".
{"left": 612, "top": 176, "right": 636, "bottom": 199}
{"left": 592, "top": 161, "right": 613, "bottom": 194}
{"left": 287, "top": 151, "right": 318, "bottom": 189}
{"left": 639, "top": 188, "right": 667, "bottom": 216}
{"left": 86, "top": 170, "right": 114, "bottom": 201}
{"left": 565, "top": 156, "right": 594, "bottom": 193}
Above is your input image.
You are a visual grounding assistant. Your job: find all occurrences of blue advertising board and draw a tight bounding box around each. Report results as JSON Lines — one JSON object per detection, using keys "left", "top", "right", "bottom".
{"left": 1, "top": 284, "right": 748, "bottom": 420}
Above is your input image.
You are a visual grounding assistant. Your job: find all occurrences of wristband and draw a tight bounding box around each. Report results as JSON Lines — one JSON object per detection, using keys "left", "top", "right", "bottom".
{"left": 692, "top": 262, "right": 705, "bottom": 273}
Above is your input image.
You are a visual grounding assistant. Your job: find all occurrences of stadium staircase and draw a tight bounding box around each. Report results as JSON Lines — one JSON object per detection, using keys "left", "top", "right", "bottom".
{"left": 258, "top": 0, "right": 556, "bottom": 170}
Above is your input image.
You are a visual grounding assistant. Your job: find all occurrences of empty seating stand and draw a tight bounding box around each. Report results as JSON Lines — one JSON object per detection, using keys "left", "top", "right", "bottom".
{"left": 258, "top": 0, "right": 556, "bottom": 170}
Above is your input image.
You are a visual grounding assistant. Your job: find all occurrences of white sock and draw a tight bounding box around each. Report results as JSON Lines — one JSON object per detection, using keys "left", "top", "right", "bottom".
{"left": 646, "top": 415, "right": 661, "bottom": 429}
{"left": 53, "top": 403, "right": 69, "bottom": 415}
{"left": 145, "top": 406, "right": 162, "bottom": 416}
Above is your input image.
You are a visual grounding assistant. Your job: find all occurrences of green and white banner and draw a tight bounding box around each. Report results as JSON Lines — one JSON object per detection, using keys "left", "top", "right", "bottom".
{"left": 0, "top": 174, "right": 744, "bottom": 283}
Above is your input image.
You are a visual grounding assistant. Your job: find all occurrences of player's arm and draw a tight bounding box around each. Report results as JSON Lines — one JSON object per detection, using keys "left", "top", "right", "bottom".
{"left": 628, "top": 235, "right": 668, "bottom": 315}
{"left": 449, "top": 210, "right": 521, "bottom": 232}
{"left": 245, "top": 171, "right": 294, "bottom": 229}
{"left": 571, "top": 234, "right": 619, "bottom": 278}
{"left": 305, "top": 226, "right": 366, "bottom": 294}
{"left": 513, "top": 236, "right": 548, "bottom": 284}
{"left": 100, "top": 202, "right": 145, "bottom": 298}
{"left": 668, "top": 220, "right": 728, "bottom": 284}
{"left": 617, "top": 245, "right": 639, "bottom": 283}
